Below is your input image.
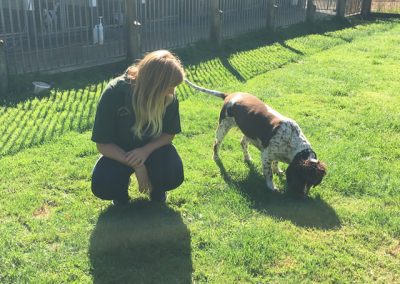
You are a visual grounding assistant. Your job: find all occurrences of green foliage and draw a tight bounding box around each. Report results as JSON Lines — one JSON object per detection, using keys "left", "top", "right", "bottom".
{"left": 1, "top": 18, "right": 400, "bottom": 283}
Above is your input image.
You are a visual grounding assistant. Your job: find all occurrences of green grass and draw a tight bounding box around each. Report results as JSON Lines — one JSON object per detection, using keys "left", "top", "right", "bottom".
{"left": 1, "top": 18, "right": 400, "bottom": 283}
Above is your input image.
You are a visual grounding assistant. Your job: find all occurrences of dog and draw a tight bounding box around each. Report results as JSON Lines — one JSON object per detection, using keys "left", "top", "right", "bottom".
{"left": 185, "top": 79, "right": 327, "bottom": 197}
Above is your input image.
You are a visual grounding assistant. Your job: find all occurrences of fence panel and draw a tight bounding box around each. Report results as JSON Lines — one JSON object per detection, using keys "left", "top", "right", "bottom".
{"left": 314, "top": 0, "right": 337, "bottom": 17}
{"left": 137, "top": 0, "right": 212, "bottom": 52}
{"left": 0, "top": 0, "right": 126, "bottom": 74}
{"left": 371, "top": 0, "right": 400, "bottom": 13}
{"left": 346, "top": 0, "right": 363, "bottom": 15}
{"left": 273, "top": 0, "right": 307, "bottom": 28}
{"left": 219, "top": 0, "right": 268, "bottom": 39}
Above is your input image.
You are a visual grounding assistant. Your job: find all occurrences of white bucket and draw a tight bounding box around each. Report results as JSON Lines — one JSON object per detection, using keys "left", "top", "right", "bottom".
{"left": 32, "top": 81, "right": 51, "bottom": 95}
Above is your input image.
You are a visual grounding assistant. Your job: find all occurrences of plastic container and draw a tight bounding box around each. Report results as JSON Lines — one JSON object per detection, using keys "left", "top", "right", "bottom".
{"left": 32, "top": 81, "right": 51, "bottom": 95}
{"left": 93, "top": 24, "right": 99, "bottom": 44}
{"left": 98, "top": 16, "right": 104, "bottom": 45}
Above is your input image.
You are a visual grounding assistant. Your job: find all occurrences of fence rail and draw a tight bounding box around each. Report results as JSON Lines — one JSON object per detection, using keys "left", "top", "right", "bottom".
{"left": 0, "top": 0, "right": 377, "bottom": 76}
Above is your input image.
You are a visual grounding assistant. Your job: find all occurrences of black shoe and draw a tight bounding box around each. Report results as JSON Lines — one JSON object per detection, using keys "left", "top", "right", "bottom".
{"left": 150, "top": 191, "right": 167, "bottom": 203}
{"left": 112, "top": 196, "right": 131, "bottom": 206}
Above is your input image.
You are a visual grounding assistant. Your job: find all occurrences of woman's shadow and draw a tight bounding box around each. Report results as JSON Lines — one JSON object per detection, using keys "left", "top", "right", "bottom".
{"left": 89, "top": 199, "right": 193, "bottom": 284}
{"left": 215, "top": 159, "right": 341, "bottom": 230}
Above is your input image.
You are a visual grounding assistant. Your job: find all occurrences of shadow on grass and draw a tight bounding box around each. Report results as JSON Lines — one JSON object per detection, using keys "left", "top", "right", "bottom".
{"left": 215, "top": 159, "right": 341, "bottom": 230}
{"left": 89, "top": 199, "right": 193, "bottom": 284}
{"left": 2, "top": 61, "right": 127, "bottom": 107}
{"left": 175, "top": 19, "right": 353, "bottom": 67}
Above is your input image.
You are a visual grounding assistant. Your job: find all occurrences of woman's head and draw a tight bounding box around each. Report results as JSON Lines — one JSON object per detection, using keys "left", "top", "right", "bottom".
{"left": 128, "top": 50, "right": 184, "bottom": 139}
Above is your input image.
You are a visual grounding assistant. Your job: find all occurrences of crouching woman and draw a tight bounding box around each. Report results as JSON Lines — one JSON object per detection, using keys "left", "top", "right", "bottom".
{"left": 91, "top": 50, "right": 185, "bottom": 204}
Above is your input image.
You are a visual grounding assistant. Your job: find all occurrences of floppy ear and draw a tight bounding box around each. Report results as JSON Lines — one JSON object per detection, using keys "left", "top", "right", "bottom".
{"left": 301, "top": 159, "right": 327, "bottom": 187}
{"left": 285, "top": 161, "right": 306, "bottom": 195}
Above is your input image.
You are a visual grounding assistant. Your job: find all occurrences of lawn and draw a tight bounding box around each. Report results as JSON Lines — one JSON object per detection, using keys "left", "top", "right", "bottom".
{"left": 0, "top": 18, "right": 399, "bottom": 283}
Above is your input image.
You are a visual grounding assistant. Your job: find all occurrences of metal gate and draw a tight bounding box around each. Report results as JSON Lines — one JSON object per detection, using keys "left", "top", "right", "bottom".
{"left": 136, "top": 0, "right": 212, "bottom": 52}
{"left": 219, "top": 0, "right": 268, "bottom": 39}
{"left": 273, "top": 0, "right": 307, "bottom": 28}
{"left": 0, "top": 0, "right": 126, "bottom": 74}
{"left": 314, "top": 0, "right": 337, "bottom": 17}
{"left": 346, "top": 0, "right": 363, "bottom": 15}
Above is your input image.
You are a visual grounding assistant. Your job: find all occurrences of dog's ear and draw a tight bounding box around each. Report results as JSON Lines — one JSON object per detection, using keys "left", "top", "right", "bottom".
{"left": 301, "top": 159, "right": 327, "bottom": 187}
{"left": 286, "top": 161, "right": 305, "bottom": 195}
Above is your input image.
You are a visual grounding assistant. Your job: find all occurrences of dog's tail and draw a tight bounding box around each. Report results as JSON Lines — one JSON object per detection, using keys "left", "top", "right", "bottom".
{"left": 184, "top": 79, "right": 227, "bottom": 99}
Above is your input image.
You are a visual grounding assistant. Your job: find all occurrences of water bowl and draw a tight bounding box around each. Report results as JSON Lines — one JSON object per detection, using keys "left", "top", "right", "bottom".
{"left": 32, "top": 81, "right": 51, "bottom": 95}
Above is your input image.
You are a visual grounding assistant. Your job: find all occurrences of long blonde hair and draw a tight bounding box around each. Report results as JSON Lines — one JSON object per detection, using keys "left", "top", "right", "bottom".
{"left": 126, "top": 50, "right": 184, "bottom": 139}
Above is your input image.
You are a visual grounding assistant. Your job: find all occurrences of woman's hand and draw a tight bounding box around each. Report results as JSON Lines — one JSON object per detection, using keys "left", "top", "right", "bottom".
{"left": 125, "top": 147, "right": 150, "bottom": 168}
{"left": 134, "top": 165, "right": 152, "bottom": 194}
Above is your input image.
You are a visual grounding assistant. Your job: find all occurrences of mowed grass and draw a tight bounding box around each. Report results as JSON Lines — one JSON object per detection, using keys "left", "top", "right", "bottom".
{"left": 0, "top": 19, "right": 399, "bottom": 283}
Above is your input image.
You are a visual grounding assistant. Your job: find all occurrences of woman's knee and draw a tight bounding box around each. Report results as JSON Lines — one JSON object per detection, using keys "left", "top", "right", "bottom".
{"left": 146, "top": 144, "right": 184, "bottom": 191}
{"left": 91, "top": 156, "right": 133, "bottom": 200}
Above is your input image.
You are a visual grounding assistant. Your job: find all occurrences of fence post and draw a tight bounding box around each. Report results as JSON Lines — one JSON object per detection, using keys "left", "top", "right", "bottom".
{"left": 125, "top": 0, "right": 141, "bottom": 62}
{"left": 306, "top": 0, "right": 316, "bottom": 23}
{"left": 266, "top": 0, "right": 276, "bottom": 31}
{"left": 336, "top": 0, "right": 347, "bottom": 18}
{"left": 361, "top": 0, "right": 372, "bottom": 17}
{"left": 0, "top": 39, "right": 9, "bottom": 95}
{"left": 210, "top": 0, "right": 222, "bottom": 46}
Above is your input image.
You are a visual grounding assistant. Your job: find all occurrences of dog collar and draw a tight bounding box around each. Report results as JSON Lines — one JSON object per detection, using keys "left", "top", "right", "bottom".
{"left": 293, "top": 148, "right": 317, "bottom": 162}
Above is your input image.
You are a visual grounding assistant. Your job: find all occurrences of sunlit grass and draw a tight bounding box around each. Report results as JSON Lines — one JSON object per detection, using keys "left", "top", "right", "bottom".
{"left": 0, "top": 18, "right": 399, "bottom": 283}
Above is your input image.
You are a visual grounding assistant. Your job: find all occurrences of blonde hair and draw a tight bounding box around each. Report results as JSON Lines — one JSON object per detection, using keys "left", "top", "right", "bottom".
{"left": 126, "top": 50, "right": 184, "bottom": 140}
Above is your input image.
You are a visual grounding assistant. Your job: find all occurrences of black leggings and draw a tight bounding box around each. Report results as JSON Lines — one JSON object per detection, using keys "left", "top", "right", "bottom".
{"left": 91, "top": 144, "right": 184, "bottom": 201}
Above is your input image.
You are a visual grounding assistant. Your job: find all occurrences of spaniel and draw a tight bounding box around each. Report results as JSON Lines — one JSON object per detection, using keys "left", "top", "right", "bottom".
{"left": 185, "top": 79, "right": 327, "bottom": 197}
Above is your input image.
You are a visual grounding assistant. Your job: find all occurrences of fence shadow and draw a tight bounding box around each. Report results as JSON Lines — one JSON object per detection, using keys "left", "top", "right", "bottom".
{"left": 89, "top": 199, "right": 193, "bottom": 284}
{"left": 215, "top": 159, "right": 341, "bottom": 230}
{"left": 176, "top": 19, "right": 352, "bottom": 68}
{"left": 2, "top": 61, "right": 127, "bottom": 107}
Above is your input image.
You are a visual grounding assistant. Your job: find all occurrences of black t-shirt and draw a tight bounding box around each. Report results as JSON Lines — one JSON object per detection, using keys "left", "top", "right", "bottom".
{"left": 91, "top": 75, "right": 181, "bottom": 151}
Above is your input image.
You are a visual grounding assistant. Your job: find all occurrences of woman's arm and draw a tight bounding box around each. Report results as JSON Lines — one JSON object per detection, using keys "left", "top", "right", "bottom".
{"left": 125, "top": 133, "right": 174, "bottom": 168}
{"left": 96, "top": 143, "right": 129, "bottom": 166}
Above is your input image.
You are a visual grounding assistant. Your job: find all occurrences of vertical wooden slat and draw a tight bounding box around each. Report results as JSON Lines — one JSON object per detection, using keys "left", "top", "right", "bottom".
{"left": 5, "top": 0, "right": 18, "bottom": 73}
{"left": 14, "top": 0, "right": 28, "bottom": 74}
{"left": 37, "top": 0, "right": 49, "bottom": 70}
{"left": 0, "top": 39, "right": 9, "bottom": 94}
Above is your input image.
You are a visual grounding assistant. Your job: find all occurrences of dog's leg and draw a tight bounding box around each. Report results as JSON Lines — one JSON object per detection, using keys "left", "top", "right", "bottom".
{"left": 272, "top": 161, "right": 284, "bottom": 177}
{"left": 261, "top": 150, "right": 276, "bottom": 191}
{"left": 240, "top": 136, "right": 251, "bottom": 162}
{"left": 213, "top": 117, "right": 234, "bottom": 160}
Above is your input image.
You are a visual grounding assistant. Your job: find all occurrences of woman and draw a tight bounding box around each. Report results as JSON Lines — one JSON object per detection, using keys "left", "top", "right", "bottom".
{"left": 91, "top": 50, "right": 185, "bottom": 204}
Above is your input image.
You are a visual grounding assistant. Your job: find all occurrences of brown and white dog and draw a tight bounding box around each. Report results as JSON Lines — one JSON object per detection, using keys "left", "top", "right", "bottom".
{"left": 185, "top": 79, "right": 327, "bottom": 197}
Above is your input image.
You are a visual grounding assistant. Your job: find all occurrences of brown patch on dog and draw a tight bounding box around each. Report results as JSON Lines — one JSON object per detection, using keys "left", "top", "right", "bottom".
{"left": 223, "top": 93, "right": 283, "bottom": 147}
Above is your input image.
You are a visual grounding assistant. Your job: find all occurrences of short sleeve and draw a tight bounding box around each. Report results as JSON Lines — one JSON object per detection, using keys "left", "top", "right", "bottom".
{"left": 91, "top": 87, "right": 118, "bottom": 144}
{"left": 162, "top": 96, "right": 181, "bottom": 135}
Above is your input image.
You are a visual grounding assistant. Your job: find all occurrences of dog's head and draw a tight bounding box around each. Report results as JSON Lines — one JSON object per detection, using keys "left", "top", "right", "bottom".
{"left": 286, "top": 158, "right": 327, "bottom": 197}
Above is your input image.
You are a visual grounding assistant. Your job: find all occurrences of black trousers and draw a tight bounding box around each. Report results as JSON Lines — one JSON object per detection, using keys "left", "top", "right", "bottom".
{"left": 91, "top": 144, "right": 184, "bottom": 202}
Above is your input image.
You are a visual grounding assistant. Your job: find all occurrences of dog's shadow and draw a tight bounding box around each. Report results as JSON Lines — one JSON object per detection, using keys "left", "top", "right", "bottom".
{"left": 215, "top": 159, "right": 341, "bottom": 230}
{"left": 88, "top": 199, "right": 193, "bottom": 283}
